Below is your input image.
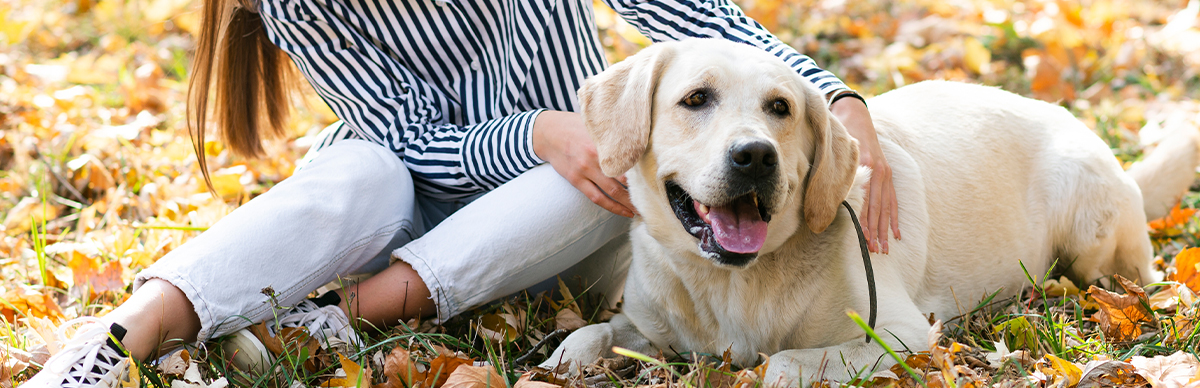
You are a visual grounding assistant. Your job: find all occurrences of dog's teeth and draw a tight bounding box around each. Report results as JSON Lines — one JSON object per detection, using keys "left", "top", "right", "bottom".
{"left": 752, "top": 195, "right": 759, "bottom": 208}
{"left": 698, "top": 204, "right": 710, "bottom": 214}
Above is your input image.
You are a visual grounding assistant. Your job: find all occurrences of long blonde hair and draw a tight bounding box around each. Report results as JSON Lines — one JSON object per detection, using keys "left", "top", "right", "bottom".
{"left": 187, "top": 0, "right": 296, "bottom": 189}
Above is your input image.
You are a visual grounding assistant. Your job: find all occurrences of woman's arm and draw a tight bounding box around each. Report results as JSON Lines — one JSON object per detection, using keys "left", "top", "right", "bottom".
{"left": 258, "top": 1, "right": 549, "bottom": 199}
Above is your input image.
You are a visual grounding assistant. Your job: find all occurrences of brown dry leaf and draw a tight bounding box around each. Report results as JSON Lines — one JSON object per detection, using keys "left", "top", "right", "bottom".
{"left": 1131, "top": 351, "right": 1200, "bottom": 388}
{"left": 380, "top": 346, "right": 423, "bottom": 388}
{"left": 513, "top": 372, "right": 561, "bottom": 388}
{"left": 248, "top": 322, "right": 322, "bottom": 372}
{"left": 169, "top": 359, "right": 229, "bottom": 388}
{"left": 554, "top": 308, "right": 586, "bottom": 332}
{"left": 0, "top": 343, "right": 30, "bottom": 382}
{"left": 1078, "top": 359, "right": 1148, "bottom": 388}
{"left": 424, "top": 354, "right": 475, "bottom": 388}
{"left": 1150, "top": 284, "right": 1196, "bottom": 311}
{"left": 697, "top": 348, "right": 737, "bottom": 388}
{"left": 441, "top": 365, "right": 506, "bottom": 388}
{"left": 323, "top": 353, "right": 372, "bottom": 388}
{"left": 476, "top": 313, "right": 519, "bottom": 344}
{"left": 1087, "top": 277, "right": 1154, "bottom": 342}
{"left": 1173, "top": 247, "right": 1200, "bottom": 294}
{"left": 1163, "top": 311, "right": 1198, "bottom": 344}
{"left": 551, "top": 277, "right": 581, "bottom": 316}
{"left": 2, "top": 196, "right": 59, "bottom": 235}
{"left": 157, "top": 349, "right": 190, "bottom": 376}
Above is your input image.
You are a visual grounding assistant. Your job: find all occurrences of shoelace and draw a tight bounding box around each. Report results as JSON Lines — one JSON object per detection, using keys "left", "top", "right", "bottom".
{"left": 43, "top": 318, "right": 126, "bottom": 386}
{"left": 273, "top": 300, "right": 361, "bottom": 349}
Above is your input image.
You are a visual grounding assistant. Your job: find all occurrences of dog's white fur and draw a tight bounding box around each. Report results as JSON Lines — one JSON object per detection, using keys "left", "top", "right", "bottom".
{"left": 540, "top": 39, "right": 1199, "bottom": 384}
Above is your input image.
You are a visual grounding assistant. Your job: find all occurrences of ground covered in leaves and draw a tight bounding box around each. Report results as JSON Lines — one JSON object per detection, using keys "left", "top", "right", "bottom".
{"left": 2, "top": 0, "right": 1200, "bottom": 387}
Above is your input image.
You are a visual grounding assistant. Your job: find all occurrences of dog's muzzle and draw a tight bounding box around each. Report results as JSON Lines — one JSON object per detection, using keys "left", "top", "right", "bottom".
{"left": 666, "top": 181, "right": 772, "bottom": 267}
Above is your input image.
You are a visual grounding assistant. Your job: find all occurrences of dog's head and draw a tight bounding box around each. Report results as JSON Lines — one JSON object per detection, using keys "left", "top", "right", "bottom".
{"left": 580, "top": 39, "right": 859, "bottom": 268}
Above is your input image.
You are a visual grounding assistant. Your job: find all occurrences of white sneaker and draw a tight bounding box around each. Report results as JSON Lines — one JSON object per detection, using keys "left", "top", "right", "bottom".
{"left": 21, "top": 318, "right": 130, "bottom": 388}
{"left": 222, "top": 299, "right": 362, "bottom": 374}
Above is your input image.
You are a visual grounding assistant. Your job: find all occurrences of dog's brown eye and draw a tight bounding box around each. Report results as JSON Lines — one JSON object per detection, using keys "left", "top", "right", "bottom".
{"left": 682, "top": 91, "right": 709, "bottom": 107}
{"left": 771, "top": 99, "right": 789, "bottom": 115}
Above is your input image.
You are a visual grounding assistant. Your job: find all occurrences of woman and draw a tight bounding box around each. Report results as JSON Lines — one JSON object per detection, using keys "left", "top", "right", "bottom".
{"left": 25, "top": 0, "right": 899, "bottom": 386}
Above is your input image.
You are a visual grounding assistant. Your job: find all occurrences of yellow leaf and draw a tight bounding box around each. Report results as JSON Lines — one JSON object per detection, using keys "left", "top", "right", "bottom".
{"left": 120, "top": 357, "right": 140, "bottom": 387}
{"left": 1042, "top": 276, "right": 1080, "bottom": 297}
{"left": 964, "top": 36, "right": 992, "bottom": 74}
{"left": 209, "top": 172, "right": 244, "bottom": 200}
{"left": 1036, "top": 354, "right": 1082, "bottom": 388}
{"left": 322, "top": 353, "right": 372, "bottom": 388}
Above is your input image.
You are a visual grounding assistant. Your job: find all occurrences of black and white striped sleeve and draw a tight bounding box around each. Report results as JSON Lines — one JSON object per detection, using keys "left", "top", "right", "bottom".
{"left": 258, "top": 1, "right": 544, "bottom": 198}
{"left": 603, "top": 0, "right": 851, "bottom": 97}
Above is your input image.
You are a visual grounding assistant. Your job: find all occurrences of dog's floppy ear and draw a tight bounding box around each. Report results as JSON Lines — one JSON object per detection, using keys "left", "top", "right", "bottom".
{"left": 578, "top": 43, "right": 676, "bottom": 177}
{"left": 802, "top": 88, "right": 860, "bottom": 234}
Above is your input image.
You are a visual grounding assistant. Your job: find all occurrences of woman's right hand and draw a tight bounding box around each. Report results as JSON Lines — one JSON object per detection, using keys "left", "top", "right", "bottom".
{"left": 532, "top": 110, "right": 637, "bottom": 218}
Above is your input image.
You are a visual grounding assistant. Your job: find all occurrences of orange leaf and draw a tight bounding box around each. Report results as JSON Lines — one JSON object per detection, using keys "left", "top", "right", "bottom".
{"left": 1171, "top": 247, "right": 1200, "bottom": 294}
{"left": 441, "top": 364, "right": 506, "bottom": 388}
{"left": 1087, "top": 275, "right": 1154, "bottom": 342}
{"left": 424, "top": 354, "right": 475, "bottom": 388}
{"left": 68, "top": 253, "right": 125, "bottom": 295}
{"left": 1, "top": 287, "right": 66, "bottom": 323}
{"left": 1148, "top": 204, "right": 1196, "bottom": 231}
{"left": 323, "top": 353, "right": 372, "bottom": 388}
{"left": 380, "top": 347, "right": 423, "bottom": 388}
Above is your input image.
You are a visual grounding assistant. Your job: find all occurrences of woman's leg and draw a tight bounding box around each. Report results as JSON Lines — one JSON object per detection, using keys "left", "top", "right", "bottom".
{"left": 344, "top": 164, "right": 632, "bottom": 326}
{"left": 109, "top": 139, "right": 423, "bottom": 358}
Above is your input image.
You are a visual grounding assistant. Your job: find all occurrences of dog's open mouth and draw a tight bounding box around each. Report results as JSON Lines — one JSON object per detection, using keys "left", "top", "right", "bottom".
{"left": 667, "top": 182, "right": 771, "bottom": 264}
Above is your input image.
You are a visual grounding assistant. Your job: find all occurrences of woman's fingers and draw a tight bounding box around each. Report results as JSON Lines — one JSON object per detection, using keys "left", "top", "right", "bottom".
{"left": 890, "top": 179, "right": 901, "bottom": 241}
{"left": 598, "top": 174, "right": 636, "bottom": 216}
{"left": 575, "top": 168, "right": 635, "bottom": 218}
{"left": 879, "top": 173, "right": 894, "bottom": 254}
{"left": 867, "top": 172, "right": 884, "bottom": 253}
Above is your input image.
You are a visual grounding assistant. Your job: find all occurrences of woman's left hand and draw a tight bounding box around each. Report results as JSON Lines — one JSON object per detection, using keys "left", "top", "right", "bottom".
{"left": 831, "top": 96, "right": 900, "bottom": 254}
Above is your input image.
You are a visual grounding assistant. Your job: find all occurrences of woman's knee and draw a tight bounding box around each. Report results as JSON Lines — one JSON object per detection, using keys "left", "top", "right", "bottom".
{"left": 304, "top": 139, "right": 413, "bottom": 195}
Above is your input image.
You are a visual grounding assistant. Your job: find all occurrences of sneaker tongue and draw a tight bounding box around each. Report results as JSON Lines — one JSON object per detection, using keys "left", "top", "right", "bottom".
{"left": 706, "top": 196, "right": 768, "bottom": 253}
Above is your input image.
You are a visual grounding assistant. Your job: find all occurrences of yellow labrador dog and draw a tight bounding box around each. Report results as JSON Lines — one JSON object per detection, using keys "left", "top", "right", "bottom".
{"left": 540, "top": 38, "right": 1198, "bottom": 384}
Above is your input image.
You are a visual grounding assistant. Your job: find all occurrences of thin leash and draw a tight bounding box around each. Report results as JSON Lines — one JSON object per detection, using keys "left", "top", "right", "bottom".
{"left": 841, "top": 201, "right": 878, "bottom": 343}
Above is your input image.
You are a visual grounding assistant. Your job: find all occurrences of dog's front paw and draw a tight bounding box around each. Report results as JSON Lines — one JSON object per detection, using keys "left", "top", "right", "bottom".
{"left": 537, "top": 323, "right": 617, "bottom": 375}
{"left": 764, "top": 347, "right": 887, "bottom": 385}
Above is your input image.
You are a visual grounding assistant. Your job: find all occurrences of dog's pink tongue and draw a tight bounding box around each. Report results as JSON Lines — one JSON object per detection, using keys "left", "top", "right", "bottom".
{"left": 705, "top": 198, "right": 768, "bottom": 253}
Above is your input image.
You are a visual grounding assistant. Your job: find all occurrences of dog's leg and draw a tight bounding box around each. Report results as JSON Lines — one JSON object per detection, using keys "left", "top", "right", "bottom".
{"left": 538, "top": 313, "right": 655, "bottom": 375}
{"left": 763, "top": 314, "right": 930, "bottom": 385}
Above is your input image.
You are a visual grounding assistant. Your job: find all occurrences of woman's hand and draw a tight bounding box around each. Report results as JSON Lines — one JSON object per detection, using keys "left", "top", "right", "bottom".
{"left": 532, "top": 110, "right": 637, "bottom": 218}
{"left": 831, "top": 97, "right": 900, "bottom": 254}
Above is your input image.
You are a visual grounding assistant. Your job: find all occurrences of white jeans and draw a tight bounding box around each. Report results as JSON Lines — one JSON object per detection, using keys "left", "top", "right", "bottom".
{"left": 134, "top": 139, "right": 631, "bottom": 341}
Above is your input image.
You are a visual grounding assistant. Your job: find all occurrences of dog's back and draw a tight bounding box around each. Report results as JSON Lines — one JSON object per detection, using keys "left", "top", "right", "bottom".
{"left": 869, "top": 81, "right": 1186, "bottom": 319}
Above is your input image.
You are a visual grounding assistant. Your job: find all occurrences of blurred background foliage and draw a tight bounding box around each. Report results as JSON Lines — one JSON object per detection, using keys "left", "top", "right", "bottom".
{"left": 1, "top": 0, "right": 1199, "bottom": 385}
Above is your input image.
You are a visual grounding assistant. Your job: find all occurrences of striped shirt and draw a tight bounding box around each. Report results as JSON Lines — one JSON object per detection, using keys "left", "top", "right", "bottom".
{"left": 260, "top": 0, "right": 849, "bottom": 199}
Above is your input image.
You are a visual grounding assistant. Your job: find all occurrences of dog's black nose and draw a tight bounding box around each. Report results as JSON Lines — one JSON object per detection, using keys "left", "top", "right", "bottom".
{"left": 729, "top": 139, "right": 777, "bottom": 178}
